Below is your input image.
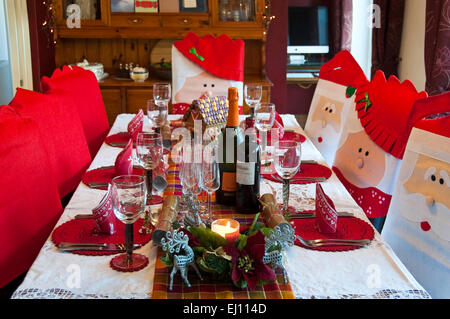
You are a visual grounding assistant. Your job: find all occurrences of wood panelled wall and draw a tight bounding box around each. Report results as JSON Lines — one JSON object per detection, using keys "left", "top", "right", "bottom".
{"left": 55, "top": 38, "right": 263, "bottom": 76}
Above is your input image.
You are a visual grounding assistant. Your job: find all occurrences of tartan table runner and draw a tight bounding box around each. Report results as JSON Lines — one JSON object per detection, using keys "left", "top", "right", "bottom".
{"left": 151, "top": 159, "right": 295, "bottom": 299}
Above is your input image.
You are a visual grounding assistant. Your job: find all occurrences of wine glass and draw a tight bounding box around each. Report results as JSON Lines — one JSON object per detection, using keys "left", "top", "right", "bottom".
{"left": 153, "top": 83, "right": 171, "bottom": 110}
{"left": 255, "top": 102, "right": 276, "bottom": 166}
{"left": 273, "top": 141, "right": 302, "bottom": 214}
{"left": 147, "top": 99, "right": 168, "bottom": 133}
{"left": 244, "top": 83, "right": 262, "bottom": 116}
{"left": 110, "top": 175, "right": 148, "bottom": 271}
{"left": 136, "top": 133, "right": 163, "bottom": 212}
{"left": 201, "top": 144, "right": 220, "bottom": 221}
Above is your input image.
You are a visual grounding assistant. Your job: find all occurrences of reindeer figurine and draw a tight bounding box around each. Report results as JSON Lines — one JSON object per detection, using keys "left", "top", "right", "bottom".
{"left": 262, "top": 223, "right": 296, "bottom": 284}
{"left": 161, "top": 229, "right": 203, "bottom": 290}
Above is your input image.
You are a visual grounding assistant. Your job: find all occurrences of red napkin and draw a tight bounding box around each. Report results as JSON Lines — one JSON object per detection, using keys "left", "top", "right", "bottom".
{"left": 114, "top": 139, "right": 133, "bottom": 176}
{"left": 315, "top": 184, "right": 338, "bottom": 234}
{"left": 127, "top": 109, "right": 144, "bottom": 141}
{"left": 92, "top": 184, "right": 117, "bottom": 235}
{"left": 283, "top": 147, "right": 300, "bottom": 168}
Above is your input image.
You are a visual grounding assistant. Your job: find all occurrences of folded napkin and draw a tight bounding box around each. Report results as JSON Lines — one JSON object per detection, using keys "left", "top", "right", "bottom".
{"left": 114, "top": 139, "right": 133, "bottom": 176}
{"left": 315, "top": 184, "right": 338, "bottom": 234}
{"left": 127, "top": 109, "right": 144, "bottom": 141}
{"left": 273, "top": 112, "right": 285, "bottom": 139}
{"left": 92, "top": 184, "right": 117, "bottom": 235}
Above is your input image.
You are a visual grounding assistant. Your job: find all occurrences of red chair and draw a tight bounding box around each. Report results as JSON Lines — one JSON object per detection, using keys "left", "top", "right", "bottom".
{"left": 9, "top": 88, "right": 91, "bottom": 198}
{"left": 0, "top": 106, "right": 63, "bottom": 288}
{"left": 41, "top": 66, "right": 110, "bottom": 158}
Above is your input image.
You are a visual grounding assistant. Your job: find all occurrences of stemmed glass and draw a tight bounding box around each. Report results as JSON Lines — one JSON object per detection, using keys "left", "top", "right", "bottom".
{"left": 136, "top": 133, "right": 163, "bottom": 214}
{"left": 244, "top": 83, "right": 262, "bottom": 117}
{"left": 255, "top": 102, "right": 276, "bottom": 166}
{"left": 110, "top": 175, "right": 148, "bottom": 271}
{"left": 273, "top": 141, "right": 302, "bottom": 214}
{"left": 153, "top": 83, "right": 171, "bottom": 116}
{"left": 201, "top": 142, "right": 220, "bottom": 221}
{"left": 147, "top": 99, "right": 168, "bottom": 133}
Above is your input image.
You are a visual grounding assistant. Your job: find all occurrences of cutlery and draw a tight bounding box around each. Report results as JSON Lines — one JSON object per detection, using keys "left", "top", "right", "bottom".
{"left": 269, "top": 175, "right": 326, "bottom": 183}
{"left": 263, "top": 159, "right": 318, "bottom": 165}
{"left": 88, "top": 182, "right": 110, "bottom": 189}
{"left": 295, "top": 235, "right": 371, "bottom": 248}
{"left": 74, "top": 214, "right": 94, "bottom": 220}
{"left": 57, "top": 242, "right": 142, "bottom": 251}
{"left": 289, "top": 211, "right": 354, "bottom": 219}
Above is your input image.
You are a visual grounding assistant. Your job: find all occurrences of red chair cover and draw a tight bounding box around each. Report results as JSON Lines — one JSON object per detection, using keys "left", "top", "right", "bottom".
{"left": 41, "top": 66, "right": 110, "bottom": 158}
{"left": 9, "top": 88, "right": 92, "bottom": 198}
{"left": 0, "top": 106, "right": 63, "bottom": 288}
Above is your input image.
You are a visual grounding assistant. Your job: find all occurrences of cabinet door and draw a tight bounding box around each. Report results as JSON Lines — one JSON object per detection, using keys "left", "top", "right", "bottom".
{"left": 101, "top": 88, "right": 123, "bottom": 125}
{"left": 55, "top": 0, "right": 110, "bottom": 27}
{"left": 211, "top": 0, "right": 263, "bottom": 28}
{"left": 126, "top": 89, "right": 153, "bottom": 114}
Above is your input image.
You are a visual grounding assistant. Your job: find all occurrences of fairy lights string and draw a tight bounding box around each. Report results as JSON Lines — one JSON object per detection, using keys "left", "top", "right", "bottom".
{"left": 262, "top": 0, "right": 275, "bottom": 36}
{"left": 41, "top": 0, "right": 56, "bottom": 45}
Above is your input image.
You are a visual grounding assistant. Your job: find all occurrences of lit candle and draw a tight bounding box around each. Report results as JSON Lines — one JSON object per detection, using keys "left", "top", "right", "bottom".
{"left": 211, "top": 219, "right": 240, "bottom": 243}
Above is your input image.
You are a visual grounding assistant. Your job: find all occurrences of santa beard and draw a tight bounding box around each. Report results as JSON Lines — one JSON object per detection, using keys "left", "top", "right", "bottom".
{"left": 307, "top": 120, "right": 341, "bottom": 165}
{"left": 398, "top": 186, "right": 450, "bottom": 242}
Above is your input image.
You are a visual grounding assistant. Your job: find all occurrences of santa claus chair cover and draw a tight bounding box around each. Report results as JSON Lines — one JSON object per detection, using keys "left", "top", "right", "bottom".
{"left": 304, "top": 50, "right": 369, "bottom": 166}
{"left": 171, "top": 32, "right": 245, "bottom": 114}
{"left": 332, "top": 71, "right": 428, "bottom": 232}
{"left": 9, "top": 88, "right": 92, "bottom": 198}
{"left": 41, "top": 66, "right": 110, "bottom": 158}
{"left": 382, "top": 92, "right": 450, "bottom": 298}
{"left": 0, "top": 106, "right": 63, "bottom": 288}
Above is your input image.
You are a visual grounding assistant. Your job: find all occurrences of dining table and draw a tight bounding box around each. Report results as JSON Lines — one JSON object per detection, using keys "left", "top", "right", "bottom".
{"left": 11, "top": 114, "right": 431, "bottom": 299}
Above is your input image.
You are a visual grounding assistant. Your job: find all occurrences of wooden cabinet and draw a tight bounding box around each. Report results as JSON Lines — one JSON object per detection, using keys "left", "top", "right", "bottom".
{"left": 54, "top": 0, "right": 273, "bottom": 122}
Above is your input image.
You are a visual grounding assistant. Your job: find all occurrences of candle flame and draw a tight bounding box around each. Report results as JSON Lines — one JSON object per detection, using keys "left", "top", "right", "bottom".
{"left": 226, "top": 221, "right": 231, "bottom": 230}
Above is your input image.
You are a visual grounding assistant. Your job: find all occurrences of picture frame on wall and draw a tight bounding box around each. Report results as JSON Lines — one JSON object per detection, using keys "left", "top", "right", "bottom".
{"left": 110, "top": 0, "right": 135, "bottom": 13}
{"left": 179, "top": 0, "right": 208, "bottom": 12}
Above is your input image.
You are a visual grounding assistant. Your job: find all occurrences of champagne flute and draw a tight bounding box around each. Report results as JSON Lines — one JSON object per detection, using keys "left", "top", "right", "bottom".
{"left": 201, "top": 142, "right": 220, "bottom": 221}
{"left": 147, "top": 99, "right": 168, "bottom": 133}
{"left": 255, "top": 102, "right": 276, "bottom": 166}
{"left": 244, "top": 83, "right": 262, "bottom": 117}
{"left": 110, "top": 175, "right": 148, "bottom": 271}
{"left": 273, "top": 141, "right": 302, "bottom": 214}
{"left": 136, "top": 133, "right": 163, "bottom": 213}
{"left": 153, "top": 83, "right": 171, "bottom": 115}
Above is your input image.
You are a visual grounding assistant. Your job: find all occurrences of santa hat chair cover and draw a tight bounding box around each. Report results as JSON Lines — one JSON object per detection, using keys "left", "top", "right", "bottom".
{"left": 382, "top": 92, "right": 450, "bottom": 298}
{"left": 304, "top": 50, "right": 369, "bottom": 166}
{"left": 0, "top": 106, "right": 63, "bottom": 288}
{"left": 171, "top": 32, "right": 245, "bottom": 114}
{"left": 332, "top": 71, "right": 429, "bottom": 232}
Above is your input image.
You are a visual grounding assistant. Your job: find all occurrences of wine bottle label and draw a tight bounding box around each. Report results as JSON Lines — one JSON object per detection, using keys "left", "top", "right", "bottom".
{"left": 236, "top": 162, "right": 255, "bottom": 185}
{"left": 222, "top": 172, "right": 237, "bottom": 192}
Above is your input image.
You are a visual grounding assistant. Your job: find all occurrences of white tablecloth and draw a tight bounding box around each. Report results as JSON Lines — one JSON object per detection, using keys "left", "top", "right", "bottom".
{"left": 12, "top": 114, "right": 430, "bottom": 299}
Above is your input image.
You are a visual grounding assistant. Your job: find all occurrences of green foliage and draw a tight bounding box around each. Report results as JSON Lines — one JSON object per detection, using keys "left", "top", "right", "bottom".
{"left": 346, "top": 86, "right": 357, "bottom": 98}
{"left": 160, "top": 252, "right": 173, "bottom": 267}
{"left": 188, "top": 227, "right": 228, "bottom": 250}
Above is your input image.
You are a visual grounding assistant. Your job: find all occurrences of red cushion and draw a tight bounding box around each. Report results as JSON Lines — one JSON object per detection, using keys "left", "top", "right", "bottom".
{"left": 41, "top": 66, "right": 110, "bottom": 158}
{"left": 9, "top": 88, "right": 91, "bottom": 198}
{"left": 0, "top": 106, "right": 63, "bottom": 288}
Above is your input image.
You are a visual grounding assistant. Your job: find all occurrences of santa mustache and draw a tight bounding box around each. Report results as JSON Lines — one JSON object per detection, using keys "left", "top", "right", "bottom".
{"left": 401, "top": 189, "right": 450, "bottom": 242}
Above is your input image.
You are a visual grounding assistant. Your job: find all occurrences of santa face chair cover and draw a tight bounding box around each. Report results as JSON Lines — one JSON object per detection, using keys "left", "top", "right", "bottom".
{"left": 171, "top": 32, "right": 245, "bottom": 115}
{"left": 382, "top": 92, "right": 450, "bottom": 299}
{"left": 304, "top": 50, "right": 369, "bottom": 166}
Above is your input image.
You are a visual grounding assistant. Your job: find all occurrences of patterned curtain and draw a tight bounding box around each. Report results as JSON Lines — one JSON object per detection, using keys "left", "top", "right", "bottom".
{"left": 329, "top": 0, "right": 353, "bottom": 55}
{"left": 371, "top": 0, "right": 406, "bottom": 78}
{"left": 425, "top": 0, "right": 450, "bottom": 95}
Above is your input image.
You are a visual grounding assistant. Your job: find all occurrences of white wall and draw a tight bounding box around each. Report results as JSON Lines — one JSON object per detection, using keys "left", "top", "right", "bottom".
{"left": 351, "top": 0, "right": 373, "bottom": 79}
{"left": 398, "top": 0, "right": 426, "bottom": 91}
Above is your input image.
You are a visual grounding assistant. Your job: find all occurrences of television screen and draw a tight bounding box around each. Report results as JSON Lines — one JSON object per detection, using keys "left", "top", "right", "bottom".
{"left": 288, "top": 6, "right": 329, "bottom": 54}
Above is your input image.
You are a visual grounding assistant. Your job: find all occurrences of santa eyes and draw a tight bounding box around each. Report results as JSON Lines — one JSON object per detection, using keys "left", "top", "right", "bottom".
{"left": 358, "top": 148, "right": 370, "bottom": 157}
{"left": 430, "top": 175, "right": 445, "bottom": 185}
{"left": 324, "top": 106, "right": 333, "bottom": 113}
{"left": 203, "top": 84, "right": 215, "bottom": 88}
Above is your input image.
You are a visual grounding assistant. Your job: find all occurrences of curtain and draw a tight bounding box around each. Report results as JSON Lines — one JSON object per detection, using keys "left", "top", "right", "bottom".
{"left": 329, "top": 0, "right": 353, "bottom": 55}
{"left": 371, "top": 0, "right": 406, "bottom": 78}
{"left": 425, "top": 0, "right": 450, "bottom": 95}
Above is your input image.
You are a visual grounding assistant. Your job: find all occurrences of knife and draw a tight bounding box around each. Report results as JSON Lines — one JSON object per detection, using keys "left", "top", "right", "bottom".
{"left": 289, "top": 211, "right": 354, "bottom": 219}
{"left": 57, "top": 242, "right": 143, "bottom": 251}
{"left": 87, "top": 182, "right": 110, "bottom": 189}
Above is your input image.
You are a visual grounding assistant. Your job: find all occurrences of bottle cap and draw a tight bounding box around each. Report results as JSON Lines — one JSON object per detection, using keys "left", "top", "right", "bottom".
{"left": 227, "top": 87, "right": 240, "bottom": 127}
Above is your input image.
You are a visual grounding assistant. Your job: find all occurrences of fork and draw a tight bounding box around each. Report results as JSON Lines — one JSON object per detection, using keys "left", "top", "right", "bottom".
{"left": 295, "top": 235, "right": 371, "bottom": 248}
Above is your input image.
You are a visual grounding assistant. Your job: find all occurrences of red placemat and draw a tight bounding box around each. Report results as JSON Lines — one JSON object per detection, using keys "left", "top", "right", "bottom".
{"left": 52, "top": 218, "right": 152, "bottom": 256}
{"left": 82, "top": 166, "right": 146, "bottom": 190}
{"left": 262, "top": 163, "right": 332, "bottom": 184}
{"left": 105, "top": 132, "right": 132, "bottom": 147}
{"left": 267, "top": 131, "right": 306, "bottom": 143}
{"left": 290, "top": 215, "right": 374, "bottom": 252}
